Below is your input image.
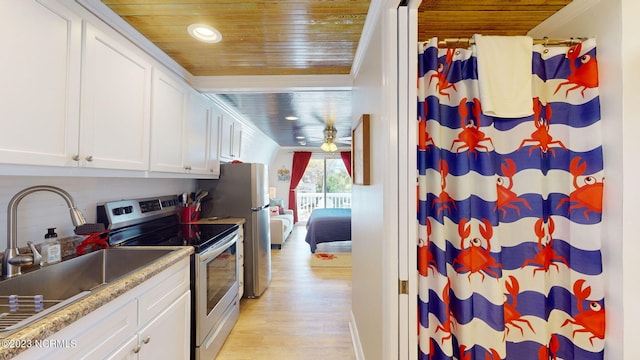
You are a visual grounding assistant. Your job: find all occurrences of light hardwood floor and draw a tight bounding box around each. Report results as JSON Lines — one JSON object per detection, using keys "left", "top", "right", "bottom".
{"left": 216, "top": 224, "right": 355, "bottom": 360}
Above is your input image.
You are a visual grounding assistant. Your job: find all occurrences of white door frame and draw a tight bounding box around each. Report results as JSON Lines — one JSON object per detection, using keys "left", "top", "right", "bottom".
{"left": 397, "top": 1, "right": 420, "bottom": 360}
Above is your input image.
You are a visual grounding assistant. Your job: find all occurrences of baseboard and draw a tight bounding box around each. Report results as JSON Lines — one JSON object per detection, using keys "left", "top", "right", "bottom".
{"left": 349, "top": 310, "right": 365, "bottom": 360}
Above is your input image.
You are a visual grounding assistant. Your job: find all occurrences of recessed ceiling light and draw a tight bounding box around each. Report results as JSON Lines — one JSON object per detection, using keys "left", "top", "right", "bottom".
{"left": 285, "top": 116, "right": 298, "bottom": 121}
{"left": 187, "top": 24, "right": 222, "bottom": 43}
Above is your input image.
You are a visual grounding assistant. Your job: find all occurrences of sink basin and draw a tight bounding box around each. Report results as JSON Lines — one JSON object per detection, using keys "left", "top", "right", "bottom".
{"left": 0, "top": 247, "right": 176, "bottom": 335}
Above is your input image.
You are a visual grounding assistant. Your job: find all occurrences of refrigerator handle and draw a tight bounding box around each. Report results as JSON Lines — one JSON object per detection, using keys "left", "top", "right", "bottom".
{"left": 251, "top": 204, "right": 269, "bottom": 211}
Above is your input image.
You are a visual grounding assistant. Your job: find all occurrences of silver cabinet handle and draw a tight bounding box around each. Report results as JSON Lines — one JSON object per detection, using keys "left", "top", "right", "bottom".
{"left": 133, "top": 345, "right": 141, "bottom": 354}
{"left": 72, "top": 154, "right": 80, "bottom": 161}
{"left": 85, "top": 155, "right": 93, "bottom": 162}
{"left": 185, "top": 165, "right": 192, "bottom": 171}
{"left": 143, "top": 336, "right": 151, "bottom": 344}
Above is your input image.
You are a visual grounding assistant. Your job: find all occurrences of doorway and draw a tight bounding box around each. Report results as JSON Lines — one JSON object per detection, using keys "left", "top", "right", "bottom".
{"left": 296, "top": 157, "right": 352, "bottom": 222}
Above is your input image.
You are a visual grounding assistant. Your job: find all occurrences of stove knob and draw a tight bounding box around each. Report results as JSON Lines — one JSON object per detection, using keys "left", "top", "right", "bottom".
{"left": 113, "top": 207, "right": 124, "bottom": 215}
{"left": 124, "top": 206, "right": 133, "bottom": 214}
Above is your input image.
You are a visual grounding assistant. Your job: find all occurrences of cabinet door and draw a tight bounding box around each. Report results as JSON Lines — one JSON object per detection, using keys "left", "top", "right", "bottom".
{"left": 185, "top": 91, "right": 211, "bottom": 174}
{"left": 105, "top": 336, "right": 137, "bottom": 360}
{"left": 231, "top": 121, "right": 242, "bottom": 159}
{"left": 80, "top": 23, "right": 151, "bottom": 170}
{"left": 138, "top": 291, "right": 191, "bottom": 360}
{"left": 0, "top": 0, "right": 81, "bottom": 167}
{"left": 208, "top": 106, "right": 221, "bottom": 177}
{"left": 150, "top": 70, "right": 188, "bottom": 173}
{"left": 219, "top": 114, "right": 234, "bottom": 161}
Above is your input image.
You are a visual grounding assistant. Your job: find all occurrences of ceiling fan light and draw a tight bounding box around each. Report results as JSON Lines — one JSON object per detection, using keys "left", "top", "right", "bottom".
{"left": 321, "top": 142, "right": 331, "bottom": 151}
{"left": 328, "top": 142, "right": 338, "bottom": 152}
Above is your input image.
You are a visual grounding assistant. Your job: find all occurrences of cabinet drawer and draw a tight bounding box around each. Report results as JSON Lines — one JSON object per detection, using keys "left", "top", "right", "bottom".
{"left": 138, "top": 259, "right": 190, "bottom": 326}
{"left": 15, "top": 296, "right": 137, "bottom": 360}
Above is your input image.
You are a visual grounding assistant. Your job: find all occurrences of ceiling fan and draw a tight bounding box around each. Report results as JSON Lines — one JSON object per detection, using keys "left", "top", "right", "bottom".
{"left": 309, "top": 126, "right": 351, "bottom": 152}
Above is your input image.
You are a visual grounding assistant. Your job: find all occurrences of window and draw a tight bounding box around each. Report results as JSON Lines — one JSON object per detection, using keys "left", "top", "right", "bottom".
{"left": 296, "top": 157, "right": 351, "bottom": 222}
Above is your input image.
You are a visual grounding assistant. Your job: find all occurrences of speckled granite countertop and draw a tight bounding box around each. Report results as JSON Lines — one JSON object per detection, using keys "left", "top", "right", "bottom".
{"left": 0, "top": 246, "right": 193, "bottom": 359}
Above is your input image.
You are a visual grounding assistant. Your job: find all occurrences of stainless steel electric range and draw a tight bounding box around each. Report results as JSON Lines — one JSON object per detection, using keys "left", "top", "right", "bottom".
{"left": 97, "top": 195, "right": 240, "bottom": 360}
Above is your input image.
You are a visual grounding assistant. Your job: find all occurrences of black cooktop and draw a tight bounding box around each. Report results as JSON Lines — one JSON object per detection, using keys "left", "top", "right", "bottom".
{"left": 97, "top": 195, "right": 239, "bottom": 253}
{"left": 107, "top": 216, "right": 239, "bottom": 253}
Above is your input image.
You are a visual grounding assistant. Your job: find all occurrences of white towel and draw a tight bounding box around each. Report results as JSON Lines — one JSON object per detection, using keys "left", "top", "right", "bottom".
{"left": 474, "top": 34, "right": 534, "bottom": 118}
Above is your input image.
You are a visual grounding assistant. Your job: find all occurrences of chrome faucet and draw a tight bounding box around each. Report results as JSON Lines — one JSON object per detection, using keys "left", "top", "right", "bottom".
{"left": 3, "top": 185, "right": 87, "bottom": 278}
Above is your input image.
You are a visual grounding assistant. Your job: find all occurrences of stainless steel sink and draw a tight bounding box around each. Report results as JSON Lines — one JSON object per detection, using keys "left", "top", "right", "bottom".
{"left": 0, "top": 247, "right": 176, "bottom": 335}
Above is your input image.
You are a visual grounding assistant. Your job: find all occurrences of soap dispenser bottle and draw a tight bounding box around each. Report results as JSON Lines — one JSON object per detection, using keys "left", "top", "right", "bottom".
{"left": 41, "top": 228, "right": 61, "bottom": 266}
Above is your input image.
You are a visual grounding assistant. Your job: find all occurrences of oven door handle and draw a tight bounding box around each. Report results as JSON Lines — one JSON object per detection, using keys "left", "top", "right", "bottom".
{"left": 198, "top": 232, "right": 238, "bottom": 262}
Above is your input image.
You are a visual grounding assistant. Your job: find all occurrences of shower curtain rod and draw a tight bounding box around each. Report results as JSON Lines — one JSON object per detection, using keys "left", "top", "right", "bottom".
{"left": 431, "top": 37, "right": 587, "bottom": 48}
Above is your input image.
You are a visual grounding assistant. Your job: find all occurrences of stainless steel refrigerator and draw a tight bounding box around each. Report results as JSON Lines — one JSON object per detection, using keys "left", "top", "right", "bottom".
{"left": 198, "top": 163, "right": 271, "bottom": 298}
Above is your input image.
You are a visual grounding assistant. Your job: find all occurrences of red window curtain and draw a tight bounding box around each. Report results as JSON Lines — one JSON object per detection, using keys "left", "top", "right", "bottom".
{"left": 340, "top": 151, "right": 352, "bottom": 177}
{"left": 289, "top": 151, "right": 312, "bottom": 223}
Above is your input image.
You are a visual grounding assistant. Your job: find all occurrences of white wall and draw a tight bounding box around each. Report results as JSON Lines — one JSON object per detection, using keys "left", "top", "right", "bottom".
{"left": 0, "top": 177, "right": 194, "bottom": 251}
{"left": 529, "top": 0, "right": 638, "bottom": 358}
{"left": 268, "top": 148, "right": 296, "bottom": 207}
{"left": 350, "top": 2, "right": 399, "bottom": 359}
{"left": 619, "top": 1, "right": 640, "bottom": 356}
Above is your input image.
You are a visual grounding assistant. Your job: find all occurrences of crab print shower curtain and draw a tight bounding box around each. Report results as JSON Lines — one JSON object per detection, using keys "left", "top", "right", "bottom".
{"left": 416, "top": 38, "right": 605, "bottom": 360}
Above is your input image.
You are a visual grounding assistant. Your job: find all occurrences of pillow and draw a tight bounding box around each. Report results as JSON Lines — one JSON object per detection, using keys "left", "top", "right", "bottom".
{"left": 269, "top": 198, "right": 284, "bottom": 208}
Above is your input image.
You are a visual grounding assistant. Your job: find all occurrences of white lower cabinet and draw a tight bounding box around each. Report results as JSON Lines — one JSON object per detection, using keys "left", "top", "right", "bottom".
{"left": 107, "top": 291, "right": 190, "bottom": 360}
{"left": 15, "top": 258, "right": 190, "bottom": 360}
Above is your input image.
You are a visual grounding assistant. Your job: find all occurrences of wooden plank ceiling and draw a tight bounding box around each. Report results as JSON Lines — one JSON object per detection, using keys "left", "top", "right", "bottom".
{"left": 101, "top": 0, "right": 371, "bottom": 77}
{"left": 418, "top": 0, "right": 573, "bottom": 41}
{"left": 100, "top": 0, "right": 571, "bottom": 147}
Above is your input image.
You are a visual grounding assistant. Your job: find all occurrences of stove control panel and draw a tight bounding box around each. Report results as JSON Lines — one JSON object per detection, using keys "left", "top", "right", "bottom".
{"left": 97, "top": 195, "right": 180, "bottom": 230}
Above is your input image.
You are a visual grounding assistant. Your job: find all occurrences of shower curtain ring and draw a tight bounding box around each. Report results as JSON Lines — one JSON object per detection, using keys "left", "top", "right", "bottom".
{"left": 543, "top": 37, "right": 549, "bottom": 54}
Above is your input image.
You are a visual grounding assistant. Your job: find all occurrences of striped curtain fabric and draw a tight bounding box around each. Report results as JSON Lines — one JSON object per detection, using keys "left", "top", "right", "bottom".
{"left": 416, "top": 38, "right": 605, "bottom": 360}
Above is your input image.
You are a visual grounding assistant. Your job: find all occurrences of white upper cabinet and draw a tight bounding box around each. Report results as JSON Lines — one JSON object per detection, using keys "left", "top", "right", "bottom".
{"left": 80, "top": 22, "right": 152, "bottom": 171}
{"left": 232, "top": 120, "right": 243, "bottom": 160}
{"left": 219, "top": 110, "right": 243, "bottom": 162}
{"left": 208, "top": 103, "right": 221, "bottom": 176}
{"left": 0, "top": 0, "right": 273, "bottom": 176}
{"left": 149, "top": 69, "right": 188, "bottom": 173}
{"left": 188, "top": 91, "right": 220, "bottom": 177}
{"left": 184, "top": 91, "right": 208, "bottom": 174}
{"left": 149, "top": 80, "right": 220, "bottom": 177}
{"left": 0, "top": 1, "right": 152, "bottom": 172}
{"left": 0, "top": 0, "right": 81, "bottom": 167}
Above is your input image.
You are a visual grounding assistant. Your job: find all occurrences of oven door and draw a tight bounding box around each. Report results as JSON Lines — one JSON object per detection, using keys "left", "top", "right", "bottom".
{"left": 194, "top": 230, "right": 239, "bottom": 346}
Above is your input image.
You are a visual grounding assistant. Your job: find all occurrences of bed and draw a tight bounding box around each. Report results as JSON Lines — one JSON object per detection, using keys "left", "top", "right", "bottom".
{"left": 305, "top": 208, "right": 352, "bottom": 253}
